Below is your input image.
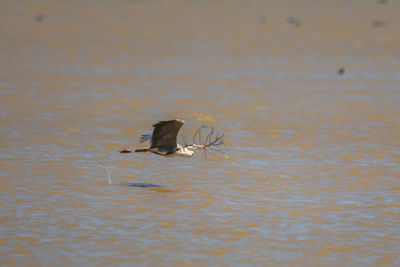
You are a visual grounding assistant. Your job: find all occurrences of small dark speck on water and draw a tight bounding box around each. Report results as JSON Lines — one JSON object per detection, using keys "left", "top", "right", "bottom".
{"left": 378, "top": 0, "right": 388, "bottom": 4}
{"left": 36, "top": 14, "right": 44, "bottom": 22}
{"left": 337, "top": 67, "right": 345, "bottom": 75}
{"left": 287, "top": 16, "right": 302, "bottom": 27}
{"left": 371, "top": 20, "right": 386, "bottom": 28}
{"left": 258, "top": 16, "right": 267, "bottom": 25}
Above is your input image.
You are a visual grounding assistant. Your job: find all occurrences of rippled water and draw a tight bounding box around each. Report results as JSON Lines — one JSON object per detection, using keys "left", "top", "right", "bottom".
{"left": 1, "top": 1, "right": 399, "bottom": 266}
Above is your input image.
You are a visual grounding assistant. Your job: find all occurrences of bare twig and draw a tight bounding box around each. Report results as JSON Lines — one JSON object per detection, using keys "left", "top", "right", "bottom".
{"left": 181, "top": 133, "right": 188, "bottom": 147}
{"left": 188, "top": 125, "right": 225, "bottom": 158}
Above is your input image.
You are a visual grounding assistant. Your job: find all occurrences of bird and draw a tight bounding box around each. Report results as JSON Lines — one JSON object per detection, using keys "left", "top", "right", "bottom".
{"left": 134, "top": 119, "right": 199, "bottom": 157}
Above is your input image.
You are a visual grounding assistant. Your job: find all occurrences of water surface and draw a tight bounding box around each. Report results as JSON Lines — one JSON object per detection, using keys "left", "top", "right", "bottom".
{"left": 0, "top": 0, "right": 399, "bottom": 266}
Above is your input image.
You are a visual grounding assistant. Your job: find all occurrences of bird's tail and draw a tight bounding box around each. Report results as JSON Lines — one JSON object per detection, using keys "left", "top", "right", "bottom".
{"left": 134, "top": 148, "right": 150, "bottom": 153}
{"left": 140, "top": 134, "right": 151, "bottom": 143}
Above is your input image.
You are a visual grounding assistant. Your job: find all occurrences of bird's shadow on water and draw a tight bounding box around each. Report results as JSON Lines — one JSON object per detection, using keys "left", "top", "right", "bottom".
{"left": 98, "top": 166, "right": 172, "bottom": 191}
{"left": 120, "top": 182, "right": 165, "bottom": 188}
{"left": 116, "top": 182, "right": 176, "bottom": 192}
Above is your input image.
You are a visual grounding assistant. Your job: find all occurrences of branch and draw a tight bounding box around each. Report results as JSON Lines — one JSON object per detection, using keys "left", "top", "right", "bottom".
{"left": 190, "top": 125, "right": 224, "bottom": 152}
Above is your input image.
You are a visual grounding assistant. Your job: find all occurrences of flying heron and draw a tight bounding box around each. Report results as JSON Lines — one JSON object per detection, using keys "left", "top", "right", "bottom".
{"left": 134, "top": 119, "right": 200, "bottom": 157}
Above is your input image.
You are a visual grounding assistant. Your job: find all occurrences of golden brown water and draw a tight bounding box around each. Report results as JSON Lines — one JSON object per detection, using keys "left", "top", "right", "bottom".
{"left": 1, "top": 0, "right": 399, "bottom": 266}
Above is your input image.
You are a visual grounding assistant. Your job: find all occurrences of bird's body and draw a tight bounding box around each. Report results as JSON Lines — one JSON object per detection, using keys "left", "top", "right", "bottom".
{"left": 135, "top": 119, "right": 196, "bottom": 157}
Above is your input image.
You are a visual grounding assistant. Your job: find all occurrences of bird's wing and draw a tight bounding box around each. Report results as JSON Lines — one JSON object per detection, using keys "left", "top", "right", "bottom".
{"left": 150, "top": 119, "right": 184, "bottom": 150}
